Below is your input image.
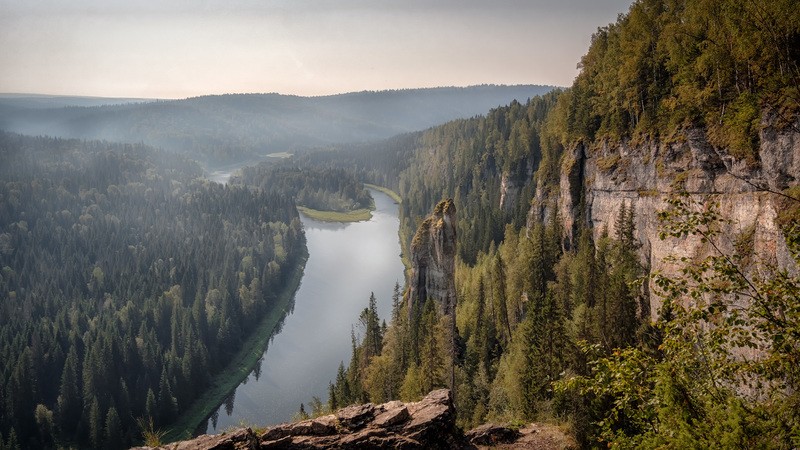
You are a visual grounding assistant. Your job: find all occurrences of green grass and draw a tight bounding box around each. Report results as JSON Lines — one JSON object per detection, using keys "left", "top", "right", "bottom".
{"left": 297, "top": 206, "right": 372, "bottom": 222}
{"left": 364, "top": 183, "right": 402, "bottom": 204}
{"left": 163, "top": 251, "right": 308, "bottom": 443}
{"left": 294, "top": 184, "right": 400, "bottom": 224}
{"left": 265, "top": 151, "right": 293, "bottom": 159}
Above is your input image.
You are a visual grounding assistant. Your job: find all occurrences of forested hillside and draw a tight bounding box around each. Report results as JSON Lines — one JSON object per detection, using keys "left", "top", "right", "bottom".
{"left": 232, "top": 164, "right": 372, "bottom": 213}
{"left": 0, "top": 85, "right": 553, "bottom": 166}
{"left": 0, "top": 133, "right": 305, "bottom": 448}
{"left": 297, "top": 93, "right": 562, "bottom": 263}
{"left": 2, "top": 0, "right": 798, "bottom": 448}
{"left": 323, "top": 0, "right": 800, "bottom": 448}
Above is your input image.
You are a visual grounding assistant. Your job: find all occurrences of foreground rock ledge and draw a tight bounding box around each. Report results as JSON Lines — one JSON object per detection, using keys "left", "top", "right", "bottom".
{"left": 133, "top": 389, "right": 574, "bottom": 449}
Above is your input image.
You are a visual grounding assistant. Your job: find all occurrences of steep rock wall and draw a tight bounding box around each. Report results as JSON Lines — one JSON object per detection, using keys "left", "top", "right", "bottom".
{"left": 499, "top": 158, "right": 534, "bottom": 212}
{"left": 409, "top": 199, "right": 457, "bottom": 317}
{"left": 551, "top": 118, "right": 800, "bottom": 318}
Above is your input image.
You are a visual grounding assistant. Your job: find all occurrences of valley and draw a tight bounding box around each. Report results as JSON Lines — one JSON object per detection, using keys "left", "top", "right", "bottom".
{"left": 0, "top": 1, "right": 798, "bottom": 449}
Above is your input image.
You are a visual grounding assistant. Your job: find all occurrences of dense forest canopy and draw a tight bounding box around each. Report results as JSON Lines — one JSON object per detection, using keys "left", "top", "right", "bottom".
{"left": 0, "top": 133, "right": 305, "bottom": 448}
{"left": 1, "top": 0, "right": 799, "bottom": 448}
{"left": 232, "top": 163, "right": 372, "bottom": 213}
{"left": 0, "top": 85, "right": 554, "bottom": 166}
{"left": 322, "top": 0, "right": 800, "bottom": 448}
{"left": 562, "top": 0, "right": 799, "bottom": 160}
{"left": 300, "top": 92, "right": 565, "bottom": 264}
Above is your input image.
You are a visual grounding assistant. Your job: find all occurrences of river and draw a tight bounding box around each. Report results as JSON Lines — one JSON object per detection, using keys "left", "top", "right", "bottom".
{"left": 201, "top": 188, "right": 405, "bottom": 433}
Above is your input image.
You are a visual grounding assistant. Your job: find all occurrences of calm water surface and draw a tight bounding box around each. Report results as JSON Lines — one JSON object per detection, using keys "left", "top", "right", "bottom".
{"left": 202, "top": 188, "right": 404, "bottom": 432}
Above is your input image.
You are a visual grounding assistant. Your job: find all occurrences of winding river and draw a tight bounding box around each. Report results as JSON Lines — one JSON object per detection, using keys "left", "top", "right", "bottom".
{"left": 201, "top": 188, "right": 405, "bottom": 432}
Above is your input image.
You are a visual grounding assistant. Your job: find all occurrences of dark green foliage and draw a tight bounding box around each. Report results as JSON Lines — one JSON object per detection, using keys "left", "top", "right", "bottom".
{"left": 558, "top": 194, "right": 800, "bottom": 448}
{"left": 319, "top": 2, "right": 799, "bottom": 439}
{"left": 395, "top": 96, "right": 562, "bottom": 264}
{"left": 104, "top": 406, "right": 123, "bottom": 450}
{"left": 234, "top": 163, "right": 372, "bottom": 213}
{"left": 87, "top": 398, "right": 102, "bottom": 449}
{"left": 297, "top": 93, "right": 563, "bottom": 264}
{"left": 564, "top": 0, "right": 800, "bottom": 161}
{"left": 0, "top": 132, "right": 304, "bottom": 448}
{"left": 360, "top": 293, "right": 384, "bottom": 363}
{"left": 0, "top": 86, "right": 555, "bottom": 165}
{"left": 294, "top": 132, "right": 421, "bottom": 193}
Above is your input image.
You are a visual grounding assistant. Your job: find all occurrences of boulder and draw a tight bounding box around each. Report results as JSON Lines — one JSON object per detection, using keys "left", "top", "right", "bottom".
{"left": 137, "top": 390, "right": 576, "bottom": 449}
{"left": 131, "top": 427, "right": 259, "bottom": 450}
{"left": 465, "top": 423, "right": 521, "bottom": 445}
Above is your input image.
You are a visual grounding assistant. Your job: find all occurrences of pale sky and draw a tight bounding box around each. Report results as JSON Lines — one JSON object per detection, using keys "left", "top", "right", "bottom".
{"left": 0, "top": 0, "right": 632, "bottom": 99}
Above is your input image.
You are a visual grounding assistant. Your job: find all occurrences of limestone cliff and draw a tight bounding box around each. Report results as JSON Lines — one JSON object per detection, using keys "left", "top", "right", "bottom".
{"left": 542, "top": 116, "right": 800, "bottom": 318}
{"left": 499, "top": 158, "right": 534, "bottom": 212}
{"left": 408, "top": 198, "right": 457, "bottom": 317}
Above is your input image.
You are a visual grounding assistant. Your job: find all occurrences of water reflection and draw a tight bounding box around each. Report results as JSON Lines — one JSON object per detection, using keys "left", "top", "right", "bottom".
{"left": 202, "top": 189, "right": 404, "bottom": 433}
{"left": 224, "top": 391, "right": 236, "bottom": 416}
{"left": 253, "top": 357, "right": 263, "bottom": 381}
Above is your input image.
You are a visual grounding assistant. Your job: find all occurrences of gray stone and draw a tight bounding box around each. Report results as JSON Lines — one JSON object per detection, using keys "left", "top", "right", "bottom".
{"left": 465, "top": 423, "right": 521, "bottom": 445}
{"left": 335, "top": 402, "right": 375, "bottom": 431}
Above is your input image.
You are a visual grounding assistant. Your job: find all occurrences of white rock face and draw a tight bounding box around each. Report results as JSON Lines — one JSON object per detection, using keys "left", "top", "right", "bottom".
{"left": 543, "top": 119, "right": 799, "bottom": 319}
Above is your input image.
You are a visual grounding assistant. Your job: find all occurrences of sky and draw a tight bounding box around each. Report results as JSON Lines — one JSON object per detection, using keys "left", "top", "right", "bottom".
{"left": 0, "top": 0, "right": 633, "bottom": 99}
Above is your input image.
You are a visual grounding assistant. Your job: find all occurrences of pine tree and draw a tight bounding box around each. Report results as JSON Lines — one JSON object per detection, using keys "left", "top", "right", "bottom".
{"left": 56, "top": 347, "right": 81, "bottom": 435}
{"left": 359, "top": 292, "right": 383, "bottom": 363}
{"left": 157, "top": 369, "right": 178, "bottom": 424}
{"left": 88, "top": 397, "right": 103, "bottom": 449}
{"left": 391, "top": 282, "right": 402, "bottom": 323}
{"left": 491, "top": 253, "right": 512, "bottom": 344}
{"left": 334, "top": 361, "right": 351, "bottom": 406}
{"left": 105, "top": 406, "right": 123, "bottom": 450}
{"left": 145, "top": 388, "right": 157, "bottom": 424}
{"left": 33, "top": 404, "right": 54, "bottom": 447}
{"left": 5, "top": 429, "right": 19, "bottom": 450}
{"left": 419, "top": 299, "right": 446, "bottom": 394}
{"left": 327, "top": 382, "right": 337, "bottom": 411}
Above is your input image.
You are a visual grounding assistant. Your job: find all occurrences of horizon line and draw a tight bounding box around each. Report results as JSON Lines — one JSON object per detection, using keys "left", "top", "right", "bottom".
{"left": 0, "top": 83, "right": 565, "bottom": 102}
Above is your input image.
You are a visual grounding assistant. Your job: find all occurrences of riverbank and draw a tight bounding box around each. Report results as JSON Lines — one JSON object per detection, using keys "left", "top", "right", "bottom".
{"left": 364, "top": 183, "right": 402, "bottom": 204}
{"left": 361, "top": 184, "right": 410, "bottom": 271}
{"left": 296, "top": 206, "right": 373, "bottom": 222}
{"left": 362, "top": 184, "right": 411, "bottom": 271}
{"left": 294, "top": 185, "right": 401, "bottom": 223}
{"left": 163, "top": 248, "right": 309, "bottom": 443}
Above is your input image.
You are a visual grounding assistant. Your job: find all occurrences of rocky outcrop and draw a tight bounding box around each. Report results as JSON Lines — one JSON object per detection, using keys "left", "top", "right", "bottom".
{"left": 465, "top": 423, "right": 521, "bottom": 445}
{"left": 135, "top": 390, "right": 461, "bottom": 449}
{"left": 133, "top": 390, "right": 575, "bottom": 450}
{"left": 132, "top": 427, "right": 259, "bottom": 450}
{"left": 548, "top": 118, "right": 800, "bottom": 318}
{"left": 499, "top": 158, "right": 534, "bottom": 212}
{"left": 408, "top": 199, "right": 457, "bottom": 317}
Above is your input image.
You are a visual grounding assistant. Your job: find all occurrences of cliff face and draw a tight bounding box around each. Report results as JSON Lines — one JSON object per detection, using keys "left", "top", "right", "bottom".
{"left": 409, "top": 199, "right": 457, "bottom": 317}
{"left": 547, "top": 118, "right": 800, "bottom": 318}
{"left": 499, "top": 158, "right": 534, "bottom": 212}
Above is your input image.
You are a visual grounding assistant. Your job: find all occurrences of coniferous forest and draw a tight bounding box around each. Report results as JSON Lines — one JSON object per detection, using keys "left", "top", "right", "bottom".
{"left": 0, "top": 133, "right": 304, "bottom": 448}
{"left": 232, "top": 164, "right": 372, "bottom": 213}
{"left": 325, "top": 0, "right": 800, "bottom": 448}
{"left": 1, "top": 0, "right": 799, "bottom": 449}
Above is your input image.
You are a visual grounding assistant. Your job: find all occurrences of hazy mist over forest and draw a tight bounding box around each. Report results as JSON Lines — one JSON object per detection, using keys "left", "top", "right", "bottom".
{"left": 2, "top": 0, "right": 798, "bottom": 449}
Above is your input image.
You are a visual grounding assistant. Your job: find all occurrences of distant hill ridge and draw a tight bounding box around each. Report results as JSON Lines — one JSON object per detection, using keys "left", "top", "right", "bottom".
{"left": 0, "top": 85, "right": 555, "bottom": 165}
